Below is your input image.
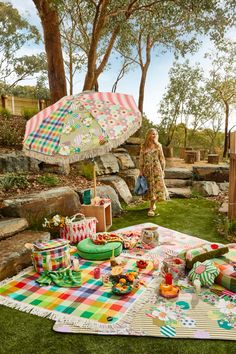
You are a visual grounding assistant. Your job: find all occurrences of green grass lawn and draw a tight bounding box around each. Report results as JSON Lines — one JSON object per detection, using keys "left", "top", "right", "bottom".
{"left": 0, "top": 198, "right": 234, "bottom": 354}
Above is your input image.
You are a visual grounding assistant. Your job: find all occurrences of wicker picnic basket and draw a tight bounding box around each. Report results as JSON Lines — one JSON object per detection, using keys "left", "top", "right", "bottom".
{"left": 60, "top": 213, "right": 97, "bottom": 244}
{"left": 31, "top": 239, "right": 71, "bottom": 274}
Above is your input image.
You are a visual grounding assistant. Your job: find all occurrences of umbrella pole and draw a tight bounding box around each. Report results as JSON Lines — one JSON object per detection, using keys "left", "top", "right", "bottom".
{"left": 93, "top": 163, "right": 97, "bottom": 198}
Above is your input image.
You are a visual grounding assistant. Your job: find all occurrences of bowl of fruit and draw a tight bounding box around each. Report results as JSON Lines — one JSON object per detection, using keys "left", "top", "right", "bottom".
{"left": 112, "top": 283, "right": 133, "bottom": 295}
{"left": 110, "top": 271, "right": 138, "bottom": 295}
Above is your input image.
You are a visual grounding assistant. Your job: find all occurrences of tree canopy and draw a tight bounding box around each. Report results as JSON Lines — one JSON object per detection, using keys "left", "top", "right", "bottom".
{"left": 0, "top": 1, "right": 45, "bottom": 90}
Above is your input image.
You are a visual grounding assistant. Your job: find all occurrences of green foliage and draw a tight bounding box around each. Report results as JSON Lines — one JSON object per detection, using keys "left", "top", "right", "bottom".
{"left": 0, "top": 115, "right": 23, "bottom": 146}
{"left": 190, "top": 190, "right": 204, "bottom": 199}
{"left": 77, "top": 162, "right": 94, "bottom": 180}
{"left": 36, "top": 174, "right": 60, "bottom": 187}
{"left": 0, "top": 173, "right": 28, "bottom": 191}
{"left": 21, "top": 107, "right": 39, "bottom": 120}
{"left": 205, "top": 40, "right": 236, "bottom": 156}
{"left": 216, "top": 215, "right": 236, "bottom": 241}
{"left": 0, "top": 2, "right": 44, "bottom": 88}
{"left": 0, "top": 77, "right": 50, "bottom": 100}
{"left": 0, "top": 107, "right": 11, "bottom": 118}
{"left": 139, "top": 114, "right": 157, "bottom": 137}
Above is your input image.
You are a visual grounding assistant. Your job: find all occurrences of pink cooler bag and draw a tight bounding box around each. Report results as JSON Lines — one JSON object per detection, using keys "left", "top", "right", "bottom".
{"left": 60, "top": 213, "right": 97, "bottom": 244}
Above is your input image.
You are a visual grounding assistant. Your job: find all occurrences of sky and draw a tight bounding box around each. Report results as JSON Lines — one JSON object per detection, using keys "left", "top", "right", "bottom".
{"left": 6, "top": 0, "right": 236, "bottom": 129}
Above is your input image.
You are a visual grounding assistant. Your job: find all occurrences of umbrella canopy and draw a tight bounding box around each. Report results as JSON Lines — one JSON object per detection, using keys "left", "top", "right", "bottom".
{"left": 23, "top": 92, "right": 142, "bottom": 165}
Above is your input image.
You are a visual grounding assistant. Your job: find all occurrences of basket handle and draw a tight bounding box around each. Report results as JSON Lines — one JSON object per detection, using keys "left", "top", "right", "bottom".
{"left": 71, "top": 213, "right": 86, "bottom": 220}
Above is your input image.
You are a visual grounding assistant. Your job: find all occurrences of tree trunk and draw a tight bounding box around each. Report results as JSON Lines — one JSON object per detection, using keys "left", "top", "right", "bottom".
{"left": 138, "top": 35, "right": 151, "bottom": 113}
{"left": 184, "top": 125, "right": 188, "bottom": 148}
{"left": 223, "top": 101, "right": 229, "bottom": 158}
{"left": 83, "top": 0, "right": 109, "bottom": 91}
{"left": 94, "top": 79, "right": 99, "bottom": 92}
{"left": 33, "top": 0, "right": 67, "bottom": 104}
{"left": 83, "top": 41, "right": 97, "bottom": 91}
{"left": 69, "top": 45, "right": 73, "bottom": 95}
{"left": 138, "top": 65, "right": 149, "bottom": 113}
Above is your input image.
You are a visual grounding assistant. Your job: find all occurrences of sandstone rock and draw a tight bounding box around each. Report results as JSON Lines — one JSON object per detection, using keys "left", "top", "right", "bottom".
{"left": 121, "top": 144, "right": 141, "bottom": 156}
{"left": 192, "top": 165, "right": 229, "bottom": 182}
{"left": 0, "top": 217, "right": 29, "bottom": 240}
{"left": 165, "top": 168, "right": 192, "bottom": 180}
{"left": 126, "top": 137, "right": 143, "bottom": 145}
{"left": 94, "top": 153, "right": 120, "bottom": 175}
{"left": 218, "top": 182, "right": 229, "bottom": 192}
{"left": 0, "top": 230, "right": 50, "bottom": 281}
{"left": 168, "top": 187, "right": 192, "bottom": 198}
{"left": 112, "top": 148, "right": 127, "bottom": 153}
{"left": 131, "top": 156, "right": 140, "bottom": 169}
{"left": 38, "top": 162, "right": 70, "bottom": 175}
{"left": 219, "top": 202, "right": 228, "bottom": 214}
{"left": 192, "top": 181, "right": 220, "bottom": 196}
{"left": 164, "top": 179, "right": 192, "bottom": 188}
{"left": 0, "top": 187, "right": 81, "bottom": 226}
{"left": 97, "top": 175, "right": 132, "bottom": 204}
{"left": 0, "top": 152, "right": 40, "bottom": 173}
{"left": 79, "top": 185, "right": 122, "bottom": 216}
{"left": 119, "top": 168, "right": 140, "bottom": 192}
{"left": 113, "top": 152, "right": 135, "bottom": 170}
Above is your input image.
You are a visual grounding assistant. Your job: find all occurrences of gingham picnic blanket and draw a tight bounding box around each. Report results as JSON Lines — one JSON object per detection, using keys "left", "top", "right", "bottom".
{"left": 1, "top": 223, "right": 235, "bottom": 335}
{"left": 0, "top": 257, "right": 154, "bottom": 325}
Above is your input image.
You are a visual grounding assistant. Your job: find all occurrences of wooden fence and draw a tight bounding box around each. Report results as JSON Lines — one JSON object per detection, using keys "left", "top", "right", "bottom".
{"left": 0, "top": 95, "right": 48, "bottom": 116}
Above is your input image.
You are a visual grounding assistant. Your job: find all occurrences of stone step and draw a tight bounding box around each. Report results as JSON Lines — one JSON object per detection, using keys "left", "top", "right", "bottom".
{"left": 0, "top": 230, "right": 50, "bottom": 281}
{"left": 168, "top": 187, "right": 192, "bottom": 198}
{"left": 0, "top": 217, "right": 29, "bottom": 241}
{"left": 165, "top": 179, "right": 192, "bottom": 188}
{"left": 192, "top": 165, "right": 229, "bottom": 182}
{"left": 165, "top": 168, "right": 192, "bottom": 180}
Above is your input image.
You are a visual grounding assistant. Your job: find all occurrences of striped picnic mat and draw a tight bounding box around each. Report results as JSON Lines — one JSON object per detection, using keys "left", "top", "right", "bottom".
{"left": 53, "top": 286, "right": 236, "bottom": 340}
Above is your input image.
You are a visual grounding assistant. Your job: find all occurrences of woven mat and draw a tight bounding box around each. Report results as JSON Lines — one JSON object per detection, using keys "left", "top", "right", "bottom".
{"left": 53, "top": 286, "right": 236, "bottom": 340}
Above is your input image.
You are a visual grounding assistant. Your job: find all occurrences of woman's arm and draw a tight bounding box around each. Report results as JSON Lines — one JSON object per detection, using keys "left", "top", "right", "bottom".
{"left": 139, "top": 145, "right": 144, "bottom": 175}
{"left": 158, "top": 144, "right": 165, "bottom": 172}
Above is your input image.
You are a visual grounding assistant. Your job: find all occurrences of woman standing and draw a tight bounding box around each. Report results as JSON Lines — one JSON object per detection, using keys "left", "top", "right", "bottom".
{"left": 139, "top": 128, "right": 167, "bottom": 216}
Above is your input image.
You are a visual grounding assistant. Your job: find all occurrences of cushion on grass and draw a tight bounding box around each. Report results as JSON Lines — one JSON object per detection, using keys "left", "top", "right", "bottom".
{"left": 213, "top": 246, "right": 236, "bottom": 292}
{"left": 188, "top": 260, "right": 220, "bottom": 287}
{"left": 77, "top": 238, "right": 122, "bottom": 260}
{"left": 184, "top": 243, "right": 229, "bottom": 269}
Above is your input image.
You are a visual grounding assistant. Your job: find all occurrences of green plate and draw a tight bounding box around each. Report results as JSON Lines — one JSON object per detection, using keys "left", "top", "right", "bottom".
{"left": 111, "top": 285, "right": 132, "bottom": 295}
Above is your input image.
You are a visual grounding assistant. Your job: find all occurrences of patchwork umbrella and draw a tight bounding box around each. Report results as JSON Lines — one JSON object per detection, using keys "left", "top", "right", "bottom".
{"left": 23, "top": 91, "right": 142, "bottom": 195}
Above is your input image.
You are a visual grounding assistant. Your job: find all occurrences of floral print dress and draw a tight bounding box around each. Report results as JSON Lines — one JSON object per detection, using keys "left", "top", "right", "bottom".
{"left": 139, "top": 143, "right": 166, "bottom": 201}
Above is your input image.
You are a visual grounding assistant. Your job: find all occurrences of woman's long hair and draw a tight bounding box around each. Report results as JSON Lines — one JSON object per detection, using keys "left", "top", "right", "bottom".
{"left": 142, "top": 128, "right": 160, "bottom": 150}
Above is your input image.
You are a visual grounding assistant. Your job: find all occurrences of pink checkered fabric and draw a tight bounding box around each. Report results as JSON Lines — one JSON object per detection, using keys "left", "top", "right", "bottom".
{"left": 60, "top": 217, "right": 97, "bottom": 244}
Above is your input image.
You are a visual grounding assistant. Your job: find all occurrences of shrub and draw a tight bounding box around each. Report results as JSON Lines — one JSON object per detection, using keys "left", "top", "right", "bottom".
{"left": 36, "top": 174, "right": 60, "bottom": 187}
{"left": 76, "top": 162, "right": 94, "bottom": 180}
{"left": 216, "top": 215, "right": 236, "bottom": 241}
{"left": 0, "top": 173, "right": 29, "bottom": 191}
{"left": 0, "top": 115, "right": 25, "bottom": 147}
{"left": 21, "top": 107, "right": 39, "bottom": 120}
{"left": 0, "top": 107, "right": 11, "bottom": 118}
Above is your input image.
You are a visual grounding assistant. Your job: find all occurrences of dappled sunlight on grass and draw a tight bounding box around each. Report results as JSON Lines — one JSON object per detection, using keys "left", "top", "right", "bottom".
{"left": 111, "top": 198, "right": 225, "bottom": 244}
